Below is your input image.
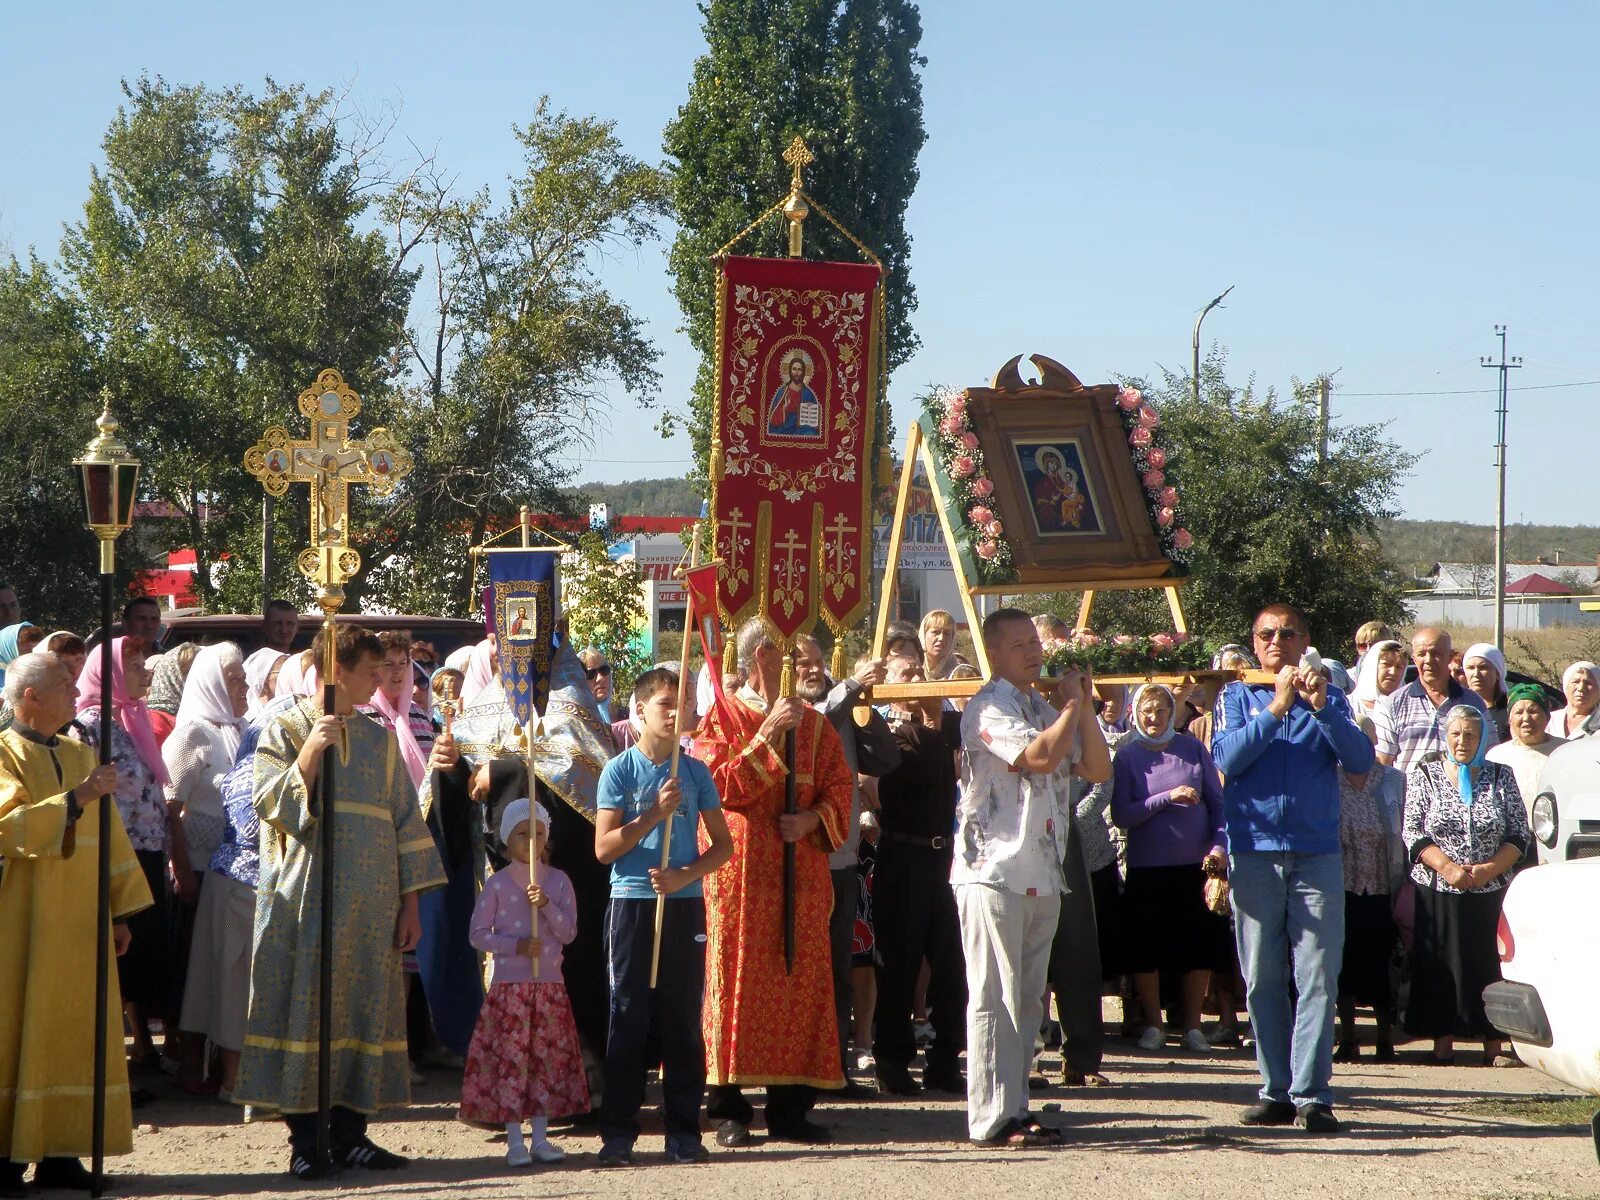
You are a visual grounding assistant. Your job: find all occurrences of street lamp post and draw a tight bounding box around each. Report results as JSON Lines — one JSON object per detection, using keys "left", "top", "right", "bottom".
{"left": 72, "top": 395, "right": 140, "bottom": 1200}
{"left": 1192, "top": 285, "right": 1235, "bottom": 403}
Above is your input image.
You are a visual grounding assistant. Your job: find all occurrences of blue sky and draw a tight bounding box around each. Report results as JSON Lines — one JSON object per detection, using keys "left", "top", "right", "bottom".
{"left": 5, "top": 0, "right": 1598, "bottom": 527}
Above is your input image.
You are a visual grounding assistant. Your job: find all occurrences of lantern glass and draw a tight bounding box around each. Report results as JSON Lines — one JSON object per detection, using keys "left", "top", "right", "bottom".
{"left": 79, "top": 461, "right": 113, "bottom": 528}
{"left": 115, "top": 463, "right": 140, "bottom": 528}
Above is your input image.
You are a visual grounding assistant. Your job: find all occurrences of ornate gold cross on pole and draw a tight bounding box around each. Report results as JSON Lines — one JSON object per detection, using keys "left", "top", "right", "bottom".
{"left": 781, "top": 135, "right": 813, "bottom": 258}
{"left": 244, "top": 368, "right": 412, "bottom": 606}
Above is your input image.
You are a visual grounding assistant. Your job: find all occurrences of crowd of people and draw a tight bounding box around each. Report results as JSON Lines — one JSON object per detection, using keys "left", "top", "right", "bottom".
{"left": 0, "top": 579, "right": 1585, "bottom": 1187}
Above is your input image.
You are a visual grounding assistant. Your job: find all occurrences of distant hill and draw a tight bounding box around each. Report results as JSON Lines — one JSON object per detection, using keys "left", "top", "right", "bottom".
{"left": 1379, "top": 519, "right": 1600, "bottom": 571}
{"left": 565, "top": 477, "right": 703, "bottom": 518}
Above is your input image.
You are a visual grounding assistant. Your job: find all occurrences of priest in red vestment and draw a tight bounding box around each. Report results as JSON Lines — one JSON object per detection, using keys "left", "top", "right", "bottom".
{"left": 694, "top": 618, "right": 851, "bottom": 1146}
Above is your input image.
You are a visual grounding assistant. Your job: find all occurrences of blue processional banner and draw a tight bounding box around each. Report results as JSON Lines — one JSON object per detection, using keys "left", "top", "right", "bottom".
{"left": 486, "top": 549, "right": 559, "bottom": 727}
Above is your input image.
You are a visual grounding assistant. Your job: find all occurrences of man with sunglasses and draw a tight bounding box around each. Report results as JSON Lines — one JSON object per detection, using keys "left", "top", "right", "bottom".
{"left": 1212, "top": 603, "right": 1373, "bottom": 1135}
{"left": 579, "top": 648, "right": 615, "bottom": 722}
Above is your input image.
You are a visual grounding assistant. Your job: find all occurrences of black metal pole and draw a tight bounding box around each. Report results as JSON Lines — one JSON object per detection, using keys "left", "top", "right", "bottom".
{"left": 91, "top": 568, "right": 112, "bottom": 1198}
{"left": 317, "top": 666, "right": 336, "bottom": 1166}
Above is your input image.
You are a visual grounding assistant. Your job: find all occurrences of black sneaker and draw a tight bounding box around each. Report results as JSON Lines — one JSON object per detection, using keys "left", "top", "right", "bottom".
{"left": 1239, "top": 1100, "right": 1297, "bottom": 1126}
{"left": 33, "top": 1158, "right": 95, "bottom": 1191}
{"left": 875, "top": 1066, "right": 920, "bottom": 1096}
{"left": 768, "top": 1118, "right": 830, "bottom": 1144}
{"left": 714, "top": 1120, "right": 750, "bottom": 1148}
{"left": 597, "top": 1138, "right": 635, "bottom": 1166}
{"left": 664, "top": 1139, "right": 710, "bottom": 1164}
{"left": 339, "top": 1137, "right": 409, "bottom": 1170}
{"left": 288, "top": 1151, "right": 340, "bottom": 1181}
{"left": 1296, "top": 1103, "right": 1341, "bottom": 1133}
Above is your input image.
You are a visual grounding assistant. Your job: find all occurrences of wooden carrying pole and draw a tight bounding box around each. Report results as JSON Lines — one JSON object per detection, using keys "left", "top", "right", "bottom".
{"left": 783, "top": 647, "right": 797, "bottom": 975}
{"left": 520, "top": 505, "right": 541, "bottom": 980}
{"left": 315, "top": 609, "right": 339, "bottom": 1166}
{"left": 651, "top": 526, "right": 702, "bottom": 988}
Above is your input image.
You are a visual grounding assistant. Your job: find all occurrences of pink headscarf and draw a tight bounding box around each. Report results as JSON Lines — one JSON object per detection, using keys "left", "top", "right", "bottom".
{"left": 76, "top": 636, "right": 170, "bottom": 787}
{"left": 460, "top": 639, "right": 499, "bottom": 706}
{"left": 368, "top": 684, "right": 428, "bottom": 788}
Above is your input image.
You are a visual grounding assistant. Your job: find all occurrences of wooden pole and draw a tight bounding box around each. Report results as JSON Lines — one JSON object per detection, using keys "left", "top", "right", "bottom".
{"left": 651, "top": 526, "right": 702, "bottom": 988}
{"left": 783, "top": 646, "right": 797, "bottom": 975}
{"left": 872, "top": 425, "right": 921, "bottom": 660}
{"left": 915, "top": 433, "right": 990, "bottom": 676}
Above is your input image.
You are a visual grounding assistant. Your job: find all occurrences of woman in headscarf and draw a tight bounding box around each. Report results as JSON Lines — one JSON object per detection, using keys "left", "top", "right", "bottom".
{"left": 163, "top": 642, "right": 249, "bottom": 1094}
{"left": 1349, "top": 638, "right": 1407, "bottom": 721}
{"left": 1550, "top": 661, "right": 1600, "bottom": 739}
{"left": 1335, "top": 716, "right": 1406, "bottom": 1062}
{"left": 144, "top": 641, "right": 200, "bottom": 745}
{"left": 272, "top": 647, "right": 319, "bottom": 701}
{"left": 1110, "top": 683, "right": 1228, "bottom": 1055}
{"left": 1401, "top": 706, "right": 1529, "bottom": 1064}
{"left": 460, "top": 638, "right": 499, "bottom": 707}
{"left": 1486, "top": 682, "right": 1564, "bottom": 865}
{"left": 1461, "top": 643, "right": 1510, "bottom": 742}
{"left": 1184, "top": 645, "right": 1257, "bottom": 750}
{"left": 242, "top": 647, "right": 288, "bottom": 721}
{"left": 0, "top": 622, "right": 42, "bottom": 689}
{"left": 74, "top": 636, "right": 184, "bottom": 1067}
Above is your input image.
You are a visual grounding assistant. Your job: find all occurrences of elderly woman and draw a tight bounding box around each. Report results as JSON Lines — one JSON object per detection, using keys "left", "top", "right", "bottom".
{"left": 1111, "top": 684, "right": 1228, "bottom": 1054}
{"left": 163, "top": 642, "right": 249, "bottom": 1093}
{"left": 1550, "top": 661, "right": 1600, "bottom": 739}
{"left": 144, "top": 641, "right": 200, "bottom": 746}
{"left": 0, "top": 622, "right": 42, "bottom": 689}
{"left": 75, "top": 636, "right": 189, "bottom": 1068}
{"left": 1335, "top": 721, "right": 1407, "bottom": 1062}
{"left": 1350, "top": 638, "right": 1407, "bottom": 720}
{"left": 1462, "top": 643, "right": 1510, "bottom": 742}
{"left": 1486, "top": 683, "right": 1564, "bottom": 863}
{"left": 919, "top": 609, "right": 968, "bottom": 680}
{"left": 1402, "top": 706, "right": 1529, "bottom": 1064}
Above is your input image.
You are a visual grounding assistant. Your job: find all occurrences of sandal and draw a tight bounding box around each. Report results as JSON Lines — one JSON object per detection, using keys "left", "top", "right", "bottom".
{"left": 1019, "top": 1116, "right": 1064, "bottom": 1144}
{"left": 1060, "top": 1069, "right": 1109, "bottom": 1087}
{"left": 970, "top": 1118, "right": 1045, "bottom": 1149}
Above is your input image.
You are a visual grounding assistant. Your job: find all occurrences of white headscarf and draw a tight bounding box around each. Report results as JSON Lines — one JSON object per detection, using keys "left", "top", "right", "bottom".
{"left": 1129, "top": 683, "right": 1178, "bottom": 749}
{"left": 243, "top": 647, "right": 287, "bottom": 720}
{"left": 273, "top": 649, "right": 319, "bottom": 700}
{"left": 174, "top": 642, "right": 247, "bottom": 762}
{"left": 1464, "top": 643, "right": 1507, "bottom": 698}
{"left": 461, "top": 639, "right": 498, "bottom": 706}
{"left": 1351, "top": 639, "right": 1403, "bottom": 706}
{"left": 1562, "top": 660, "right": 1598, "bottom": 695}
{"left": 498, "top": 796, "right": 551, "bottom": 843}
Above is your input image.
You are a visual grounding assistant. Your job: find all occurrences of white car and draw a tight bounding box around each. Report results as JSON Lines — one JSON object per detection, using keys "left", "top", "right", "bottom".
{"left": 1528, "top": 735, "right": 1600, "bottom": 863}
{"left": 1483, "top": 859, "right": 1600, "bottom": 1162}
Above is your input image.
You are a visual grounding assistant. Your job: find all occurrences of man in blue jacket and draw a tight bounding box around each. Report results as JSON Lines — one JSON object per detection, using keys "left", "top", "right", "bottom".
{"left": 1212, "top": 602, "right": 1374, "bottom": 1134}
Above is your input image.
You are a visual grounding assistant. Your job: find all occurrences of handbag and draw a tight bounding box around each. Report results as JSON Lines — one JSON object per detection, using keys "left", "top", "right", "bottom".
{"left": 1202, "top": 856, "right": 1231, "bottom": 917}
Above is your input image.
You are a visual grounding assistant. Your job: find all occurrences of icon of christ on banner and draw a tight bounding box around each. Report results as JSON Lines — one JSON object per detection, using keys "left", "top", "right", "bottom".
{"left": 766, "top": 349, "right": 822, "bottom": 439}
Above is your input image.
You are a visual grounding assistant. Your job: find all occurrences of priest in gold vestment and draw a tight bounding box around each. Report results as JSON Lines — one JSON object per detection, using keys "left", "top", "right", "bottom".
{"left": 0, "top": 652, "right": 151, "bottom": 1194}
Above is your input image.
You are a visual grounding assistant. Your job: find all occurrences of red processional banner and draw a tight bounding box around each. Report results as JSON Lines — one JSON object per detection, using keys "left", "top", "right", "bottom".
{"left": 710, "top": 255, "right": 883, "bottom": 647}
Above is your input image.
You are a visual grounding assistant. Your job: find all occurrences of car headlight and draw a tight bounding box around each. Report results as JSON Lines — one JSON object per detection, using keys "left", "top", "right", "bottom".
{"left": 1531, "top": 792, "right": 1558, "bottom": 849}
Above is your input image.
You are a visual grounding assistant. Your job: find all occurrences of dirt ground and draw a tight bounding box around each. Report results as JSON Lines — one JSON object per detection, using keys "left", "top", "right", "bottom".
{"left": 101, "top": 1030, "right": 1599, "bottom": 1200}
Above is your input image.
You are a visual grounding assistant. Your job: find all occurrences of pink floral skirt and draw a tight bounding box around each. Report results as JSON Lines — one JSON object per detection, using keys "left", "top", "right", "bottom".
{"left": 459, "top": 982, "right": 591, "bottom": 1123}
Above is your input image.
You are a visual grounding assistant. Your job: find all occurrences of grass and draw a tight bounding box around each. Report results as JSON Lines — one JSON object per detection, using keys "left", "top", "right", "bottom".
{"left": 1456, "top": 1096, "right": 1597, "bottom": 1126}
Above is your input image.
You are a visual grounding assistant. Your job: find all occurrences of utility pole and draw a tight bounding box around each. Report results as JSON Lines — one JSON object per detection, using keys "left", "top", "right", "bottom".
{"left": 1480, "top": 325, "right": 1522, "bottom": 649}
{"left": 1315, "top": 375, "right": 1330, "bottom": 470}
{"left": 1191, "top": 285, "right": 1234, "bottom": 403}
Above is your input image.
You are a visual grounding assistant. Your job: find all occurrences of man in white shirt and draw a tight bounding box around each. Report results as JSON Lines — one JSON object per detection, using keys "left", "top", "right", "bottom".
{"left": 955, "top": 608, "right": 1110, "bottom": 1146}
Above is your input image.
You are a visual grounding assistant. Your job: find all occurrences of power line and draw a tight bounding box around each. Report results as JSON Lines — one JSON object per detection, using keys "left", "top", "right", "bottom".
{"left": 1339, "top": 377, "right": 1598, "bottom": 398}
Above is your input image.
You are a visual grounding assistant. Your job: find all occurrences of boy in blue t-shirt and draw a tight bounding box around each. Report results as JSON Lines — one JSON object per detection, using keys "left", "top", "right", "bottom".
{"left": 594, "top": 667, "right": 732, "bottom": 1166}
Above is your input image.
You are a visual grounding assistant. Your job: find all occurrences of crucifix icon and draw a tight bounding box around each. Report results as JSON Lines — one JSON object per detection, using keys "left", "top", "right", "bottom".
{"left": 244, "top": 368, "right": 412, "bottom": 591}
{"left": 772, "top": 527, "right": 808, "bottom": 618}
{"left": 719, "top": 506, "right": 752, "bottom": 585}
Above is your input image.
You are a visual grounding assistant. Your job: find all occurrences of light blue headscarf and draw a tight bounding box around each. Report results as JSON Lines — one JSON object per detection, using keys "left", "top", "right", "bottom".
{"left": 0, "top": 622, "right": 37, "bottom": 689}
{"left": 1445, "top": 706, "right": 1490, "bottom": 808}
{"left": 1129, "top": 683, "right": 1178, "bottom": 749}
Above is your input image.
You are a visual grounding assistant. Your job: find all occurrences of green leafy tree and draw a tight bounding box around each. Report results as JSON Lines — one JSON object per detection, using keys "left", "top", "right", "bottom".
{"left": 59, "top": 76, "right": 432, "bottom": 615}
{"left": 562, "top": 531, "right": 650, "bottom": 694}
{"left": 0, "top": 258, "right": 156, "bottom": 631}
{"left": 663, "top": 0, "right": 927, "bottom": 477}
{"left": 1057, "top": 350, "right": 1418, "bottom": 656}
{"left": 367, "top": 100, "right": 673, "bottom": 617}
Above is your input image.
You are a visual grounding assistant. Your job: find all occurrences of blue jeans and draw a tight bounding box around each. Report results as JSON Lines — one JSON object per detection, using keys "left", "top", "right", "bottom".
{"left": 1228, "top": 850, "right": 1344, "bottom": 1109}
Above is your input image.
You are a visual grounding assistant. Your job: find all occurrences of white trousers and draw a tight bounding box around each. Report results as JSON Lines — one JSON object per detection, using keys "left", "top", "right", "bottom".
{"left": 956, "top": 883, "right": 1060, "bottom": 1139}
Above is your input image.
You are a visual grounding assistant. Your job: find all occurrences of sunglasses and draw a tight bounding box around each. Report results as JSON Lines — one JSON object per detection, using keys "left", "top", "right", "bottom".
{"left": 585, "top": 665, "right": 613, "bottom": 680}
{"left": 1253, "top": 627, "right": 1302, "bottom": 642}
